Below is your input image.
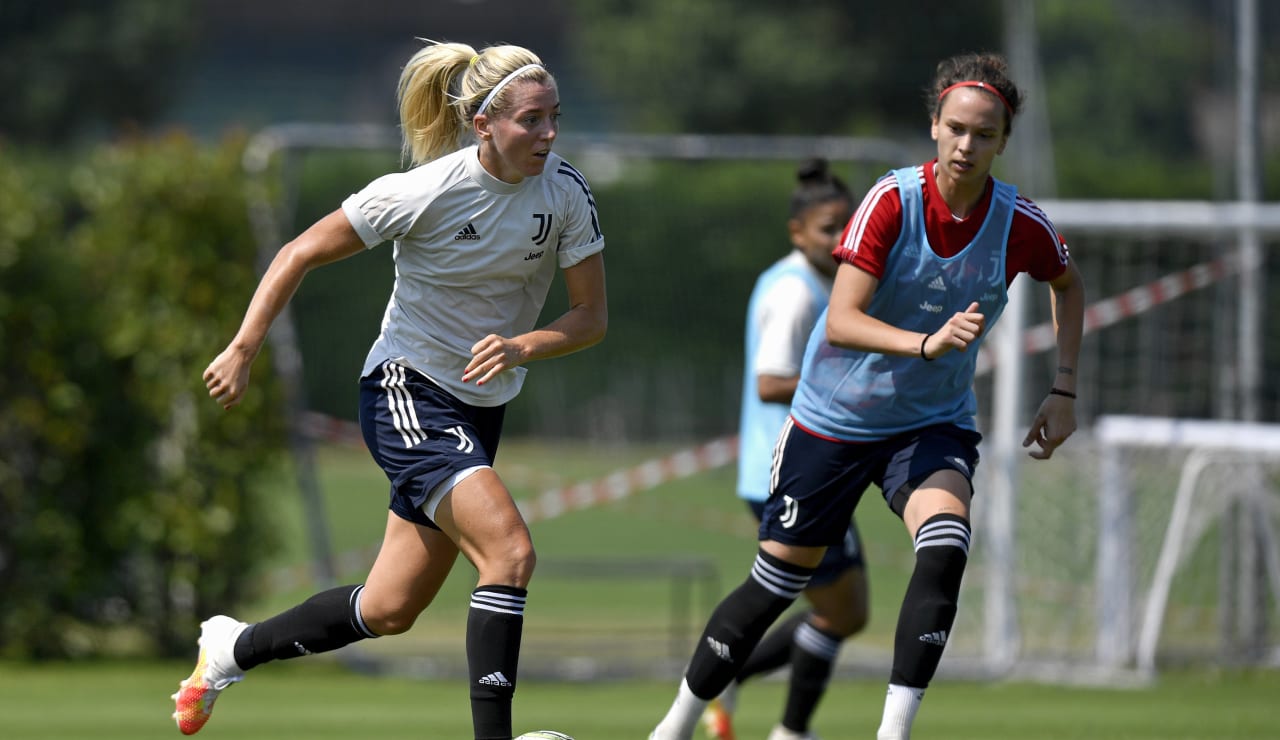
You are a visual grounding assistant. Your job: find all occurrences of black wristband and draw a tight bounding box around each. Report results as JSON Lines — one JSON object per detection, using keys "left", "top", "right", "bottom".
{"left": 920, "top": 333, "right": 933, "bottom": 361}
{"left": 1049, "top": 387, "right": 1077, "bottom": 399}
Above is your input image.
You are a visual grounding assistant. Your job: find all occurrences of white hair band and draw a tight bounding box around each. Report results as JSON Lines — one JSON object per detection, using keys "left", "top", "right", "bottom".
{"left": 476, "top": 63, "right": 545, "bottom": 117}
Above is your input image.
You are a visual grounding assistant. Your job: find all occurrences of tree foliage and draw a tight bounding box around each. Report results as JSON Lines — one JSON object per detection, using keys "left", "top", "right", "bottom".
{"left": 1036, "top": 0, "right": 1220, "bottom": 197}
{"left": 564, "top": 0, "right": 1277, "bottom": 199}
{"left": 565, "top": 0, "right": 1003, "bottom": 136}
{"left": 0, "top": 136, "right": 287, "bottom": 658}
{"left": 0, "top": 0, "right": 197, "bottom": 144}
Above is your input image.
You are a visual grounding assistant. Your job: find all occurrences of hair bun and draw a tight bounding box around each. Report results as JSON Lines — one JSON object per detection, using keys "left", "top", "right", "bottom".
{"left": 796, "top": 157, "right": 831, "bottom": 185}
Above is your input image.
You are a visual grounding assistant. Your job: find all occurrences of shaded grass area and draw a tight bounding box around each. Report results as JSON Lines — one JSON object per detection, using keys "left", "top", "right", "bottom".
{"left": 0, "top": 660, "right": 1276, "bottom": 739}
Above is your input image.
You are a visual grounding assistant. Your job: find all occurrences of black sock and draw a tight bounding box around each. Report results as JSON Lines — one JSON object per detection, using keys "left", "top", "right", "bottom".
{"left": 467, "top": 585, "right": 527, "bottom": 740}
{"left": 685, "top": 550, "right": 814, "bottom": 700}
{"left": 233, "top": 584, "right": 378, "bottom": 670}
{"left": 736, "top": 610, "right": 808, "bottom": 682}
{"left": 890, "top": 514, "right": 970, "bottom": 688}
{"left": 781, "top": 620, "right": 842, "bottom": 732}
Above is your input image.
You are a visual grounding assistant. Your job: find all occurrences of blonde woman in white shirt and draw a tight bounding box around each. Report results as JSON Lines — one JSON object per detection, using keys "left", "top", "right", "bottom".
{"left": 173, "top": 40, "right": 606, "bottom": 740}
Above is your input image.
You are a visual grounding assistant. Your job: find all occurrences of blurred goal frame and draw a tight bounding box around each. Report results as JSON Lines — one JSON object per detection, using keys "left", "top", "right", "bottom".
{"left": 1095, "top": 415, "right": 1280, "bottom": 676}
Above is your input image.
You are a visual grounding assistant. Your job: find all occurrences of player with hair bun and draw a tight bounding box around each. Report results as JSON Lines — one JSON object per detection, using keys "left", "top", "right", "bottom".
{"left": 652, "top": 51, "right": 1084, "bottom": 740}
{"left": 702, "top": 158, "right": 869, "bottom": 740}
{"left": 173, "top": 39, "right": 606, "bottom": 740}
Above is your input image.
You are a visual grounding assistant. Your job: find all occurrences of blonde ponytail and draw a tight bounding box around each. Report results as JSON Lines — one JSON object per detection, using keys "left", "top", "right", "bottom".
{"left": 397, "top": 40, "right": 475, "bottom": 166}
{"left": 397, "top": 40, "right": 552, "bottom": 167}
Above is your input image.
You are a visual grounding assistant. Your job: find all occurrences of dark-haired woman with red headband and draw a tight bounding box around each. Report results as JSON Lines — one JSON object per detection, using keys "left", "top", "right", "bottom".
{"left": 650, "top": 52, "right": 1085, "bottom": 740}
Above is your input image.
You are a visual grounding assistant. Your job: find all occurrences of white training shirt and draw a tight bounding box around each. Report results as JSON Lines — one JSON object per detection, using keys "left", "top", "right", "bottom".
{"left": 342, "top": 145, "right": 604, "bottom": 407}
{"left": 752, "top": 251, "right": 833, "bottom": 379}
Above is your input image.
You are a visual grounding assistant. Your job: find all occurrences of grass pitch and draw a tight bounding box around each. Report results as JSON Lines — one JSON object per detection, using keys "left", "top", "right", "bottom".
{"left": 4, "top": 439, "right": 1276, "bottom": 739}
{"left": 0, "top": 660, "right": 1276, "bottom": 739}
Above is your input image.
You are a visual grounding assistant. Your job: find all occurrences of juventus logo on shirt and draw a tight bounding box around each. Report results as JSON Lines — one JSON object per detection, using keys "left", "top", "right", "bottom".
{"left": 531, "top": 213, "right": 553, "bottom": 245}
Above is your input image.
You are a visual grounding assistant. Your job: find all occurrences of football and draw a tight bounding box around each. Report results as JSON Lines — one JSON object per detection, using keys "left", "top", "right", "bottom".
{"left": 514, "top": 733, "right": 574, "bottom": 740}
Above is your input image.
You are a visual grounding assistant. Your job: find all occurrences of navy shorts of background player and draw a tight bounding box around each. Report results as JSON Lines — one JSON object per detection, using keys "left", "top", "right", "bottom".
{"left": 747, "top": 499, "right": 864, "bottom": 587}
{"left": 759, "top": 419, "right": 982, "bottom": 548}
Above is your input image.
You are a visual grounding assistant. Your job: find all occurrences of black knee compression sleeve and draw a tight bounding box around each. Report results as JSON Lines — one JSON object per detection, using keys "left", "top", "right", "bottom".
{"left": 891, "top": 514, "right": 970, "bottom": 688}
{"left": 467, "top": 585, "right": 527, "bottom": 740}
{"left": 736, "top": 610, "right": 809, "bottom": 682}
{"left": 685, "top": 550, "right": 814, "bottom": 699}
{"left": 782, "top": 620, "right": 843, "bottom": 732}
{"left": 234, "top": 584, "right": 378, "bottom": 670}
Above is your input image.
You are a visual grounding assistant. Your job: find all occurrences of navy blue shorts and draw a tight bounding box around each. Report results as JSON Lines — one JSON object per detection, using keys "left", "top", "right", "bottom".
{"left": 359, "top": 360, "right": 506, "bottom": 529}
{"left": 759, "top": 418, "right": 982, "bottom": 548}
{"left": 748, "top": 500, "right": 864, "bottom": 586}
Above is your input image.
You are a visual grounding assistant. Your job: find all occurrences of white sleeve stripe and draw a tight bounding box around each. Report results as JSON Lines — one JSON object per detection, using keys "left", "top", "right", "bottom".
{"left": 914, "top": 519, "right": 971, "bottom": 554}
{"left": 843, "top": 176, "right": 898, "bottom": 256}
{"left": 918, "top": 521, "right": 971, "bottom": 538}
{"left": 751, "top": 555, "right": 811, "bottom": 599}
{"left": 1014, "top": 197, "right": 1068, "bottom": 261}
{"left": 794, "top": 621, "right": 841, "bottom": 659}
{"left": 914, "top": 536, "right": 971, "bottom": 555}
{"left": 469, "top": 603, "right": 525, "bottom": 615}
{"left": 349, "top": 585, "right": 380, "bottom": 638}
{"left": 471, "top": 591, "right": 527, "bottom": 611}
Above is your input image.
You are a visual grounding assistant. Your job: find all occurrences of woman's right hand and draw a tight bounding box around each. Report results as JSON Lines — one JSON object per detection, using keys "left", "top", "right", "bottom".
{"left": 923, "top": 301, "right": 986, "bottom": 359}
{"left": 203, "top": 345, "right": 256, "bottom": 410}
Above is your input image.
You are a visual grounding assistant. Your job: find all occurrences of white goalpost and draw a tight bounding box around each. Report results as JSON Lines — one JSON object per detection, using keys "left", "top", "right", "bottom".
{"left": 1095, "top": 416, "right": 1280, "bottom": 676}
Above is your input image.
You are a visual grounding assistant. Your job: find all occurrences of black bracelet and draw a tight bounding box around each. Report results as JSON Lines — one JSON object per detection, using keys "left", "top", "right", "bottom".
{"left": 1049, "top": 387, "right": 1077, "bottom": 399}
{"left": 920, "top": 332, "right": 933, "bottom": 361}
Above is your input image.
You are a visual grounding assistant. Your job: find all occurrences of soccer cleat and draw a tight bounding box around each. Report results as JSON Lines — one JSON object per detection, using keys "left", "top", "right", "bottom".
{"left": 701, "top": 696, "right": 736, "bottom": 740}
{"left": 171, "top": 615, "right": 248, "bottom": 735}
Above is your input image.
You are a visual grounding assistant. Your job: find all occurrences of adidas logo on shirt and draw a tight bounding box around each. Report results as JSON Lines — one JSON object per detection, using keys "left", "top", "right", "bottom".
{"left": 928, "top": 275, "right": 946, "bottom": 291}
{"left": 455, "top": 223, "right": 480, "bottom": 240}
{"left": 478, "top": 671, "right": 513, "bottom": 687}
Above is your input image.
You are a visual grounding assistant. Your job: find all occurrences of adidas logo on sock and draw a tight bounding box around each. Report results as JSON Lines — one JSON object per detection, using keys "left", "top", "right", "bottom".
{"left": 478, "top": 671, "right": 513, "bottom": 687}
{"left": 455, "top": 223, "right": 480, "bottom": 240}
{"left": 705, "top": 636, "right": 733, "bottom": 662}
{"left": 293, "top": 641, "right": 314, "bottom": 656}
{"left": 918, "top": 630, "right": 948, "bottom": 646}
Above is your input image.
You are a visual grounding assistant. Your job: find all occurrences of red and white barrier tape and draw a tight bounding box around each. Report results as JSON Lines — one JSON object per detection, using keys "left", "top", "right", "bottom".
{"left": 299, "top": 256, "right": 1236, "bottom": 521}
{"left": 976, "top": 255, "right": 1236, "bottom": 374}
{"left": 297, "top": 411, "right": 738, "bottom": 522}
{"left": 516, "top": 436, "right": 738, "bottom": 524}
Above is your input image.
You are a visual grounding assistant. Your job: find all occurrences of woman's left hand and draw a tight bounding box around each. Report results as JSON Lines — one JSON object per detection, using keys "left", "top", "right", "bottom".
{"left": 1022, "top": 393, "right": 1077, "bottom": 460}
{"left": 463, "top": 334, "right": 526, "bottom": 385}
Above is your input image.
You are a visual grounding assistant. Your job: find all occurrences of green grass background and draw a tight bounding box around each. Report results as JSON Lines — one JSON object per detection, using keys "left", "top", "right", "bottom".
{"left": 1, "top": 660, "right": 1276, "bottom": 739}
{"left": 3, "top": 440, "right": 1277, "bottom": 739}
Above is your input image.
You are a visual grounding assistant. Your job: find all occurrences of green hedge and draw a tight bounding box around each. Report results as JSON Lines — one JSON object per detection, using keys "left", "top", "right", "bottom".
{"left": 0, "top": 136, "right": 287, "bottom": 658}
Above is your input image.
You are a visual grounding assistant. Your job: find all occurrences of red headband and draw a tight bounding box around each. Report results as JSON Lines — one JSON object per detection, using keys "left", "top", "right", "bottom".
{"left": 938, "top": 81, "right": 1012, "bottom": 115}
